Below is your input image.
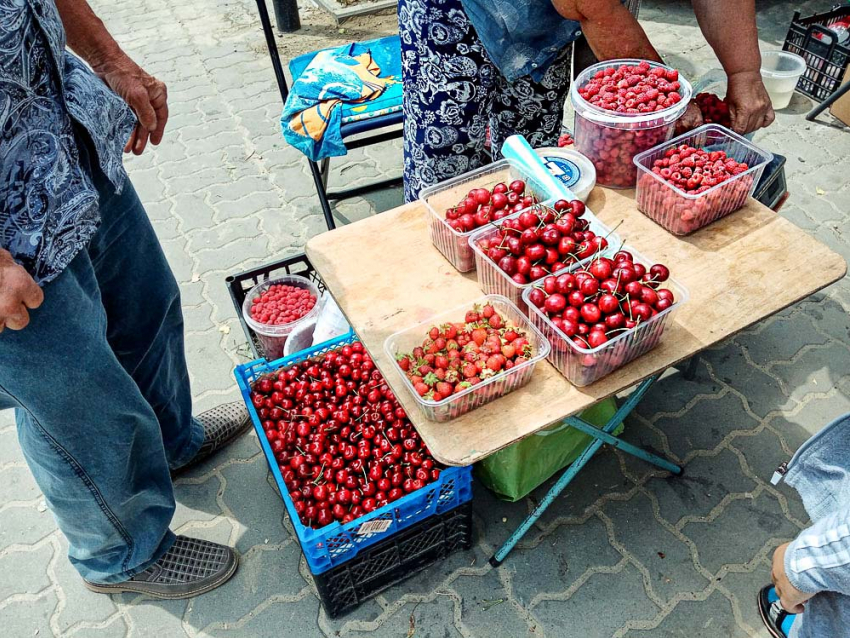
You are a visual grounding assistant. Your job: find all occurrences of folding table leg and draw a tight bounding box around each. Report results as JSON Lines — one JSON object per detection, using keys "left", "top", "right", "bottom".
{"left": 489, "top": 374, "right": 681, "bottom": 566}
{"left": 309, "top": 160, "right": 337, "bottom": 231}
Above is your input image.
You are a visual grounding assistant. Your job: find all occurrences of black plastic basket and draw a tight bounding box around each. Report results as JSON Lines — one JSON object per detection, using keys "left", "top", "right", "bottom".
{"left": 754, "top": 152, "right": 788, "bottom": 211}
{"left": 225, "top": 253, "right": 326, "bottom": 359}
{"left": 783, "top": 6, "right": 850, "bottom": 102}
{"left": 313, "top": 501, "right": 473, "bottom": 618}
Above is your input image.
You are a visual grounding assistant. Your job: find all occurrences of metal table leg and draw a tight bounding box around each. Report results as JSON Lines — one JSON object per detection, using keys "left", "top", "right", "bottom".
{"left": 489, "top": 374, "right": 682, "bottom": 567}
{"left": 806, "top": 80, "right": 850, "bottom": 122}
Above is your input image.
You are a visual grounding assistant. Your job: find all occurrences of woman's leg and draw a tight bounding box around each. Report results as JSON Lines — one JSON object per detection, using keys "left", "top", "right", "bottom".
{"left": 398, "top": 0, "right": 496, "bottom": 201}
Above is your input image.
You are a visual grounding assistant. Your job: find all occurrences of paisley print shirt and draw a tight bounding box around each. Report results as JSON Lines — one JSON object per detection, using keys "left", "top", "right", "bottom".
{"left": 0, "top": 0, "right": 135, "bottom": 284}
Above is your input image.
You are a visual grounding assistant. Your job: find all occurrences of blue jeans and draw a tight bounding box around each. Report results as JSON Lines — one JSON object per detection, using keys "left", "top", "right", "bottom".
{"left": 0, "top": 145, "right": 204, "bottom": 584}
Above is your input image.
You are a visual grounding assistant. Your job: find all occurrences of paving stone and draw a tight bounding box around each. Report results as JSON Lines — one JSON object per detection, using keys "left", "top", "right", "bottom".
{"left": 715, "top": 558, "right": 776, "bottom": 637}
{"left": 682, "top": 491, "right": 800, "bottom": 575}
{"left": 603, "top": 492, "right": 709, "bottom": 602}
{"left": 0, "top": 425, "right": 23, "bottom": 467}
{"left": 623, "top": 590, "right": 750, "bottom": 638}
{"left": 451, "top": 573, "right": 536, "bottom": 637}
{"left": 367, "top": 597, "right": 463, "bottom": 638}
{"left": 699, "top": 342, "right": 797, "bottom": 419}
{"left": 734, "top": 313, "right": 829, "bottom": 367}
{"left": 769, "top": 343, "right": 850, "bottom": 402}
{"left": 508, "top": 515, "right": 622, "bottom": 607}
{"left": 0, "top": 541, "right": 54, "bottom": 600}
{"left": 643, "top": 448, "right": 758, "bottom": 528}
{"left": 0, "top": 504, "right": 57, "bottom": 548}
{"left": 767, "top": 381, "right": 850, "bottom": 453}
{"left": 635, "top": 358, "right": 723, "bottom": 419}
{"left": 531, "top": 563, "right": 660, "bottom": 637}
{"left": 802, "top": 296, "right": 850, "bottom": 343}
{"left": 651, "top": 391, "right": 761, "bottom": 461}
{"left": 120, "top": 597, "right": 189, "bottom": 637}
{"left": 53, "top": 538, "right": 119, "bottom": 634}
{"left": 0, "top": 465, "right": 41, "bottom": 504}
{"left": 0, "top": 589, "right": 58, "bottom": 637}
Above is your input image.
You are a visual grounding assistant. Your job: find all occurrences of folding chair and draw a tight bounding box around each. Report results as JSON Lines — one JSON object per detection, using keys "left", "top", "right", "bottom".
{"left": 254, "top": 0, "right": 404, "bottom": 231}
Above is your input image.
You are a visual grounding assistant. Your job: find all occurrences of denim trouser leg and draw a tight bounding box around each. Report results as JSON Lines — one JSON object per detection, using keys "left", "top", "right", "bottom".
{"left": 0, "top": 171, "right": 204, "bottom": 583}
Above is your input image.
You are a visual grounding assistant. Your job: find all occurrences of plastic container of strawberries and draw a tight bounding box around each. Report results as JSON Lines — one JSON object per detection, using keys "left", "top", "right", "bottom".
{"left": 570, "top": 59, "right": 693, "bottom": 188}
{"left": 421, "top": 159, "right": 555, "bottom": 273}
{"left": 633, "top": 124, "right": 773, "bottom": 236}
{"left": 467, "top": 203, "right": 618, "bottom": 311}
{"left": 383, "top": 295, "right": 550, "bottom": 422}
{"left": 522, "top": 248, "right": 689, "bottom": 386}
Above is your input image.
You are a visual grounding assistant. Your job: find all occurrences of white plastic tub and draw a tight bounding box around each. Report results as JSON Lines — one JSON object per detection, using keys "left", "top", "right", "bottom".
{"left": 760, "top": 51, "right": 806, "bottom": 109}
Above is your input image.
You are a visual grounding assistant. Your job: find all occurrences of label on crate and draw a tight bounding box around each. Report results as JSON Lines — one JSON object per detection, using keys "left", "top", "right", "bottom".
{"left": 357, "top": 519, "right": 392, "bottom": 535}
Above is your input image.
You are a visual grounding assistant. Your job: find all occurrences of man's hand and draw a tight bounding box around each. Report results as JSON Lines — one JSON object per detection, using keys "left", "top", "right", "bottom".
{"left": 676, "top": 101, "right": 704, "bottom": 135}
{"left": 0, "top": 250, "right": 44, "bottom": 333}
{"left": 725, "top": 71, "right": 775, "bottom": 135}
{"left": 97, "top": 56, "right": 168, "bottom": 155}
{"left": 772, "top": 542, "right": 813, "bottom": 614}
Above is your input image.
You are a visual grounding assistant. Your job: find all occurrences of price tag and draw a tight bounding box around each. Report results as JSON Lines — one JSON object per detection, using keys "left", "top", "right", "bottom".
{"left": 357, "top": 519, "right": 392, "bottom": 536}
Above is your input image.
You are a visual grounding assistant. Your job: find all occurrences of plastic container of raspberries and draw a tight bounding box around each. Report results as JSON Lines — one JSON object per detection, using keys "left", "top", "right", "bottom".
{"left": 633, "top": 124, "right": 773, "bottom": 235}
{"left": 570, "top": 59, "right": 693, "bottom": 188}
{"left": 242, "top": 274, "right": 322, "bottom": 360}
{"left": 421, "top": 159, "right": 554, "bottom": 273}
{"left": 468, "top": 204, "right": 617, "bottom": 311}
{"left": 522, "top": 247, "right": 689, "bottom": 387}
{"left": 384, "top": 295, "right": 550, "bottom": 422}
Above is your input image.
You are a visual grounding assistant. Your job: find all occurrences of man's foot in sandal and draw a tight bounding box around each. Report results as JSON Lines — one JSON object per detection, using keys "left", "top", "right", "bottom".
{"left": 84, "top": 536, "right": 238, "bottom": 599}
{"left": 758, "top": 584, "right": 797, "bottom": 638}
{"left": 172, "top": 402, "right": 251, "bottom": 477}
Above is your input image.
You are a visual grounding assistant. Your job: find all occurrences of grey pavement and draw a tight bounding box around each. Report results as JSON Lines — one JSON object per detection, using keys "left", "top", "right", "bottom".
{"left": 2, "top": 0, "right": 850, "bottom": 636}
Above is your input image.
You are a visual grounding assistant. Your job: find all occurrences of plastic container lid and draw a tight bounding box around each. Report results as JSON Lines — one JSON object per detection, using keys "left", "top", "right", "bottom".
{"left": 534, "top": 147, "right": 597, "bottom": 201}
{"left": 570, "top": 58, "right": 693, "bottom": 128}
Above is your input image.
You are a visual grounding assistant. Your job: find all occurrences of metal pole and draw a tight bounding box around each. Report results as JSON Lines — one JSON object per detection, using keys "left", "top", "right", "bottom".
{"left": 806, "top": 80, "right": 850, "bottom": 122}
{"left": 271, "top": 0, "right": 301, "bottom": 33}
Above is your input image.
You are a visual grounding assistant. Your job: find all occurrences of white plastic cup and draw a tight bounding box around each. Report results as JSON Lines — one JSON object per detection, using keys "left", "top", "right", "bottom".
{"left": 242, "top": 274, "right": 322, "bottom": 360}
{"left": 760, "top": 51, "right": 806, "bottom": 110}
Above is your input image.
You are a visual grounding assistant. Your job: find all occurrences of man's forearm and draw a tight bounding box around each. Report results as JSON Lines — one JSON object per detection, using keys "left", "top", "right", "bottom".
{"left": 691, "top": 0, "right": 761, "bottom": 76}
{"left": 54, "top": 0, "right": 124, "bottom": 71}
{"left": 552, "top": 0, "right": 662, "bottom": 62}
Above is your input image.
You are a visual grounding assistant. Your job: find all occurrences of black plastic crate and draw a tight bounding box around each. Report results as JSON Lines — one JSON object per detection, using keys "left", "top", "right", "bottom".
{"left": 225, "top": 253, "right": 326, "bottom": 359}
{"left": 313, "top": 501, "right": 473, "bottom": 618}
{"left": 754, "top": 152, "right": 788, "bottom": 211}
{"left": 783, "top": 6, "right": 850, "bottom": 102}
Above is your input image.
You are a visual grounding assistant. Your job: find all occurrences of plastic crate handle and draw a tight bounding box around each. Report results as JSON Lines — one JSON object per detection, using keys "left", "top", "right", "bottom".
{"left": 803, "top": 24, "right": 839, "bottom": 58}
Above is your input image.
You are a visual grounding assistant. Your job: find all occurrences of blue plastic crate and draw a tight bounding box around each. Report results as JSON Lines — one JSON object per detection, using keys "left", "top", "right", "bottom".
{"left": 234, "top": 331, "right": 473, "bottom": 575}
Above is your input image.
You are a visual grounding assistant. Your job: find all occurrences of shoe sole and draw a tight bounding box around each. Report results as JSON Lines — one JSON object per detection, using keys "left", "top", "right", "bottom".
{"left": 757, "top": 587, "right": 787, "bottom": 638}
{"left": 83, "top": 552, "right": 239, "bottom": 600}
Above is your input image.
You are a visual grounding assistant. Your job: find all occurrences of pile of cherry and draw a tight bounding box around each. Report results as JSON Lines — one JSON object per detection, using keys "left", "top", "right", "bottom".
{"left": 250, "top": 284, "right": 317, "bottom": 326}
{"left": 578, "top": 61, "right": 684, "bottom": 114}
{"left": 693, "top": 92, "right": 731, "bottom": 128}
{"left": 527, "top": 251, "right": 675, "bottom": 349}
{"left": 395, "top": 304, "right": 534, "bottom": 402}
{"left": 251, "top": 341, "right": 443, "bottom": 530}
{"left": 444, "top": 180, "right": 537, "bottom": 233}
{"left": 475, "top": 199, "right": 608, "bottom": 285}
{"left": 649, "top": 143, "right": 749, "bottom": 193}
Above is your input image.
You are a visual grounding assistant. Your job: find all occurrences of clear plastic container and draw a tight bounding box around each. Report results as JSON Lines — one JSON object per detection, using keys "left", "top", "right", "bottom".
{"left": 633, "top": 124, "right": 773, "bottom": 235}
{"left": 384, "top": 295, "right": 550, "bottom": 422}
{"left": 522, "top": 248, "right": 689, "bottom": 387}
{"left": 468, "top": 204, "right": 618, "bottom": 310}
{"left": 422, "top": 159, "right": 554, "bottom": 272}
{"left": 570, "top": 59, "right": 693, "bottom": 188}
{"left": 242, "top": 274, "right": 322, "bottom": 360}
{"left": 760, "top": 51, "right": 806, "bottom": 109}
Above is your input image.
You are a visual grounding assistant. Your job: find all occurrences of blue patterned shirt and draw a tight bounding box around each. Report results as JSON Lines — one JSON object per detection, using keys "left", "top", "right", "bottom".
{"left": 0, "top": 0, "right": 136, "bottom": 284}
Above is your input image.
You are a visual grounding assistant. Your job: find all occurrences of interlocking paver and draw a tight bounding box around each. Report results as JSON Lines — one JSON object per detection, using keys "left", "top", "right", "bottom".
{"left": 3, "top": 0, "right": 849, "bottom": 635}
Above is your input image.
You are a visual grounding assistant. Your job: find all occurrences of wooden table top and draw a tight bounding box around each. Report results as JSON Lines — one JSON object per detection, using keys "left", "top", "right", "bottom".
{"left": 306, "top": 188, "right": 846, "bottom": 466}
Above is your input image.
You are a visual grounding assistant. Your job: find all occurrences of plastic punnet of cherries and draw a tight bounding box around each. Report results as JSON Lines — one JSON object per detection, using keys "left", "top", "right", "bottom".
{"left": 527, "top": 250, "right": 675, "bottom": 349}
{"left": 250, "top": 341, "right": 443, "bottom": 530}
{"left": 475, "top": 199, "right": 610, "bottom": 286}
{"left": 443, "top": 180, "right": 538, "bottom": 234}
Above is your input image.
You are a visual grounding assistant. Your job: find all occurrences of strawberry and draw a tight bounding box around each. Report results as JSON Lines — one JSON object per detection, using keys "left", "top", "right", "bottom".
{"left": 436, "top": 382, "right": 453, "bottom": 397}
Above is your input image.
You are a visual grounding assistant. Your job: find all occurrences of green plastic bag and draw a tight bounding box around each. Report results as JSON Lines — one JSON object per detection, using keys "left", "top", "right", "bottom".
{"left": 475, "top": 397, "right": 622, "bottom": 502}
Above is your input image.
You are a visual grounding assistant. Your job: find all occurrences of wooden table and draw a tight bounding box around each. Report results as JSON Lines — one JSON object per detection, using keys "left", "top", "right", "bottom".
{"left": 307, "top": 188, "right": 846, "bottom": 467}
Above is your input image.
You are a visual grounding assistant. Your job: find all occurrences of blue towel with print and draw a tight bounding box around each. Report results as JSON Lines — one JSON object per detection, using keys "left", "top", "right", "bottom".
{"left": 281, "top": 43, "right": 397, "bottom": 162}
